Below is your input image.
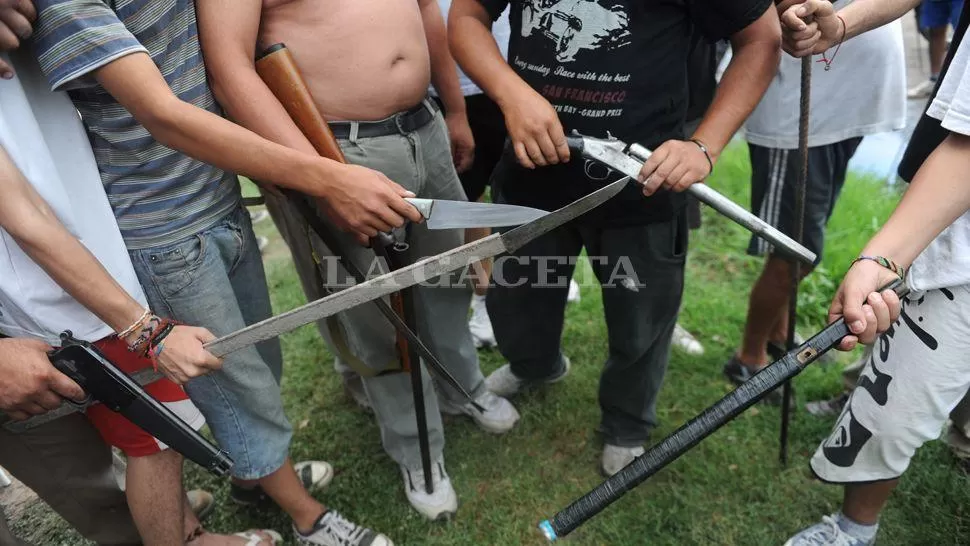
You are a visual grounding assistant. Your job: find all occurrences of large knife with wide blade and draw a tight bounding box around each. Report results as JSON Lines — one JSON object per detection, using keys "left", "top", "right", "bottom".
{"left": 405, "top": 198, "right": 547, "bottom": 229}
{"left": 4, "top": 177, "right": 630, "bottom": 431}
{"left": 207, "top": 177, "right": 629, "bottom": 357}
{"left": 566, "top": 132, "right": 817, "bottom": 265}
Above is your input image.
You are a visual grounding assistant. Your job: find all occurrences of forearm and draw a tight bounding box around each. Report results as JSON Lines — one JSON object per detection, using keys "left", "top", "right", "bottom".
{"left": 692, "top": 31, "right": 780, "bottom": 158}
{"left": 421, "top": 0, "right": 466, "bottom": 115}
{"left": 449, "top": 1, "right": 531, "bottom": 108}
{"left": 838, "top": 0, "right": 920, "bottom": 42}
{"left": 860, "top": 133, "right": 970, "bottom": 267}
{"left": 95, "top": 53, "right": 339, "bottom": 199}
{"left": 0, "top": 147, "right": 143, "bottom": 334}
{"left": 209, "top": 68, "right": 318, "bottom": 156}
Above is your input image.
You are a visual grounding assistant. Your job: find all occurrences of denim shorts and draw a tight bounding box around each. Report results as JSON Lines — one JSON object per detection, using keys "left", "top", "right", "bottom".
{"left": 129, "top": 206, "right": 292, "bottom": 479}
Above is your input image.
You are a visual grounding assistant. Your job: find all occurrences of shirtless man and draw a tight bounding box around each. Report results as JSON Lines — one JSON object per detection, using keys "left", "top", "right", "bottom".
{"left": 198, "top": 0, "right": 521, "bottom": 521}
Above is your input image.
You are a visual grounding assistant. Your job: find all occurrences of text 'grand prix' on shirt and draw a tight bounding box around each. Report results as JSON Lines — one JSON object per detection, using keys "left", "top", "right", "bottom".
{"left": 475, "top": 0, "right": 771, "bottom": 226}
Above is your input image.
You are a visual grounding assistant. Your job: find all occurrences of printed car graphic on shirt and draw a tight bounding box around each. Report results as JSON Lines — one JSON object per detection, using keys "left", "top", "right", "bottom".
{"left": 520, "top": 0, "right": 631, "bottom": 62}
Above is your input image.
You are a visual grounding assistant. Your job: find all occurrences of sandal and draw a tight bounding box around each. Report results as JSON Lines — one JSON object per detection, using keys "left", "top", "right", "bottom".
{"left": 186, "top": 525, "right": 283, "bottom": 545}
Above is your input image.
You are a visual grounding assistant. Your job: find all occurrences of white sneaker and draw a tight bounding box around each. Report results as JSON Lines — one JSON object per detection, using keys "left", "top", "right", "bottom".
{"left": 601, "top": 444, "right": 645, "bottom": 477}
{"left": 567, "top": 279, "right": 581, "bottom": 303}
{"left": 439, "top": 390, "right": 520, "bottom": 434}
{"left": 294, "top": 510, "right": 393, "bottom": 546}
{"left": 671, "top": 323, "right": 704, "bottom": 355}
{"left": 784, "top": 514, "right": 876, "bottom": 546}
{"left": 468, "top": 294, "right": 497, "bottom": 348}
{"left": 484, "top": 356, "right": 571, "bottom": 398}
{"left": 401, "top": 458, "right": 458, "bottom": 521}
{"left": 907, "top": 79, "right": 936, "bottom": 99}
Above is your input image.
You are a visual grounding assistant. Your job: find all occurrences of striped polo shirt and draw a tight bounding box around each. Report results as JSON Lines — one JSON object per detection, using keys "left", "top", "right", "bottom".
{"left": 32, "top": 0, "right": 240, "bottom": 250}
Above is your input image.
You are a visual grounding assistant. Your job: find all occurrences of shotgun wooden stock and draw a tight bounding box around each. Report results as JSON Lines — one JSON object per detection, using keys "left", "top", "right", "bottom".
{"left": 254, "top": 44, "right": 347, "bottom": 162}
{"left": 253, "top": 43, "right": 412, "bottom": 373}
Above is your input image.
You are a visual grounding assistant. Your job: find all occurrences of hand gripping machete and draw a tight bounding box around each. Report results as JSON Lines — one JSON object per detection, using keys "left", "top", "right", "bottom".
{"left": 5, "top": 176, "right": 631, "bottom": 431}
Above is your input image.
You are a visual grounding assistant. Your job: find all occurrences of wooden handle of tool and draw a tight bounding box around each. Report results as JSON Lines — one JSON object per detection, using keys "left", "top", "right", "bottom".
{"left": 254, "top": 43, "right": 347, "bottom": 163}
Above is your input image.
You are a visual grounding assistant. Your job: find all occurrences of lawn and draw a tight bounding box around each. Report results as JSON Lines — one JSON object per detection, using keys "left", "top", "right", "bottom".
{"left": 12, "top": 143, "right": 970, "bottom": 545}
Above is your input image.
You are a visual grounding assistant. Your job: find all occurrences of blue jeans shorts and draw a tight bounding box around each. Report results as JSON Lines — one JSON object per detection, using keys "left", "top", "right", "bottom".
{"left": 129, "top": 206, "right": 292, "bottom": 479}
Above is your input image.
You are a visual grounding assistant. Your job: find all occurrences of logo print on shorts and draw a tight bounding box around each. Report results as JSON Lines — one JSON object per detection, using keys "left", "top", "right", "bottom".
{"left": 822, "top": 404, "right": 874, "bottom": 468}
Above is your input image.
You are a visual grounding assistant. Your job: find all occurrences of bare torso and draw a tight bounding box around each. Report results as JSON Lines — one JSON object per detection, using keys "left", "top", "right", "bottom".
{"left": 260, "top": 0, "right": 432, "bottom": 121}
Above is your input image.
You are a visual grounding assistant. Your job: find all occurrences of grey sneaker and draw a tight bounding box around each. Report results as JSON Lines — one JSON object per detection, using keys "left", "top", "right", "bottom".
{"left": 601, "top": 444, "right": 645, "bottom": 477}
{"left": 484, "top": 357, "right": 571, "bottom": 398}
{"left": 784, "top": 515, "right": 876, "bottom": 546}
{"left": 439, "top": 390, "right": 520, "bottom": 434}
{"left": 294, "top": 511, "right": 392, "bottom": 546}
{"left": 401, "top": 457, "right": 458, "bottom": 521}
{"left": 805, "top": 392, "right": 850, "bottom": 418}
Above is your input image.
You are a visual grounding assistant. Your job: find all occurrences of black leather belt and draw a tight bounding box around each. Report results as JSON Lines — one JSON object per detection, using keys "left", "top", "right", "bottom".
{"left": 328, "top": 100, "right": 437, "bottom": 139}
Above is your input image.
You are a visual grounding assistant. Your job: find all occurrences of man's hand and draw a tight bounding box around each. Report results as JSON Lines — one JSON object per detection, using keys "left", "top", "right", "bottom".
{"left": 315, "top": 162, "right": 423, "bottom": 245}
{"left": 638, "top": 140, "right": 713, "bottom": 196}
{"left": 0, "top": 338, "right": 86, "bottom": 421}
{"left": 828, "top": 259, "right": 903, "bottom": 350}
{"left": 500, "top": 85, "right": 570, "bottom": 169}
{"left": 151, "top": 326, "right": 224, "bottom": 385}
{"left": 780, "top": 0, "right": 841, "bottom": 57}
{"left": 0, "top": 0, "right": 36, "bottom": 79}
{"left": 445, "top": 111, "right": 475, "bottom": 173}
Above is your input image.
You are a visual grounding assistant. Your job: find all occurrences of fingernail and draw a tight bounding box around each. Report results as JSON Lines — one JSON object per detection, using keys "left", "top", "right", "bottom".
{"left": 850, "top": 320, "right": 864, "bottom": 333}
{"left": 0, "top": 72, "right": 11, "bottom": 80}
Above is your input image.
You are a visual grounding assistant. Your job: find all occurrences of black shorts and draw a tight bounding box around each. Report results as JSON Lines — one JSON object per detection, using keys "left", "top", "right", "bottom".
{"left": 435, "top": 94, "right": 508, "bottom": 201}
{"left": 747, "top": 137, "right": 862, "bottom": 265}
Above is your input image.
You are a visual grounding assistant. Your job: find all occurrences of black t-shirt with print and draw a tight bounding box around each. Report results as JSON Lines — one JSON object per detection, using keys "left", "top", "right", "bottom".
{"left": 898, "top": 4, "right": 970, "bottom": 182}
{"left": 479, "top": 0, "right": 771, "bottom": 226}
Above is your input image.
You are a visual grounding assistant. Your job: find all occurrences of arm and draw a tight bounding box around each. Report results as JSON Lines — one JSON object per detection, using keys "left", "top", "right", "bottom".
{"left": 94, "top": 54, "right": 420, "bottom": 241}
{"left": 419, "top": 0, "right": 474, "bottom": 172}
{"left": 640, "top": 5, "right": 781, "bottom": 196}
{"left": 449, "top": 0, "right": 570, "bottom": 168}
{"left": 830, "top": 133, "right": 970, "bottom": 348}
{"left": 779, "top": 0, "right": 920, "bottom": 57}
{"left": 0, "top": 145, "right": 220, "bottom": 384}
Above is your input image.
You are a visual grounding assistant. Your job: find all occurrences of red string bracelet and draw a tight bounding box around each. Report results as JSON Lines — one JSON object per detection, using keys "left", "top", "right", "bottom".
{"left": 818, "top": 15, "right": 847, "bottom": 71}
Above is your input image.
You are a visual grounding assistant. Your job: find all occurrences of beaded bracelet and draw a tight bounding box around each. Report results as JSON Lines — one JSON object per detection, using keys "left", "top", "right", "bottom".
{"left": 689, "top": 138, "right": 714, "bottom": 177}
{"left": 852, "top": 255, "right": 906, "bottom": 280}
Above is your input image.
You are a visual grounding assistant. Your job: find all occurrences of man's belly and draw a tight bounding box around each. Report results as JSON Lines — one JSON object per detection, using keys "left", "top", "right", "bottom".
{"left": 260, "top": 0, "right": 432, "bottom": 121}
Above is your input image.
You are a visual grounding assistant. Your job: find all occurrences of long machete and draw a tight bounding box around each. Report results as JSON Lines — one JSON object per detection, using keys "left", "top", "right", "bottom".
{"left": 5, "top": 177, "right": 631, "bottom": 431}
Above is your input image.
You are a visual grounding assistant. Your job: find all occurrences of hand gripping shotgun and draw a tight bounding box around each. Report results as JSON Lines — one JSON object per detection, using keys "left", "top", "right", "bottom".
{"left": 566, "top": 132, "right": 817, "bottom": 265}
{"left": 43, "top": 331, "right": 232, "bottom": 476}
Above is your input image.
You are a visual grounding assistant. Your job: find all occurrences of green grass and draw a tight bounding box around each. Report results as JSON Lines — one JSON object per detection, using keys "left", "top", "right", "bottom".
{"left": 13, "top": 144, "right": 970, "bottom": 545}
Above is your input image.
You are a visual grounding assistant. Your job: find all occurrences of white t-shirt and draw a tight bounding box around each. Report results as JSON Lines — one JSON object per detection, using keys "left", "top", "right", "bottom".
{"left": 744, "top": 3, "right": 906, "bottom": 149}
{"left": 907, "top": 34, "right": 970, "bottom": 291}
{"left": 435, "top": 0, "right": 511, "bottom": 97}
{"left": 0, "top": 50, "right": 148, "bottom": 344}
